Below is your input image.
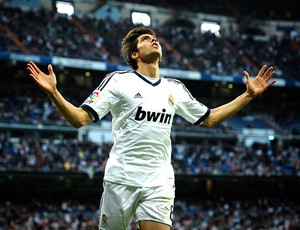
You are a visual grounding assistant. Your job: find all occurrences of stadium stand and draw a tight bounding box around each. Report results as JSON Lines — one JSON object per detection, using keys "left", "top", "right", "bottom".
{"left": 1, "top": 0, "right": 300, "bottom": 229}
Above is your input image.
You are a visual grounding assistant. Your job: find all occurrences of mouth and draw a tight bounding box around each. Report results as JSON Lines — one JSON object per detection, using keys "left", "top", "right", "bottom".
{"left": 152, "top": 43, "right": 159, "bottom": 48}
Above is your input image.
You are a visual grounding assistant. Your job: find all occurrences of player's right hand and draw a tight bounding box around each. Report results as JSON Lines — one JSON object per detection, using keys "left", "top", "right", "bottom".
{"left": 27, "top": 61, "right": 57, "bottom": 94}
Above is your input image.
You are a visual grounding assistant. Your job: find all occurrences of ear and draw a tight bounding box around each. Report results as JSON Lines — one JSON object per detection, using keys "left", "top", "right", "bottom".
{"left": 130, "top": 52, "right": 138, "bottom": 60}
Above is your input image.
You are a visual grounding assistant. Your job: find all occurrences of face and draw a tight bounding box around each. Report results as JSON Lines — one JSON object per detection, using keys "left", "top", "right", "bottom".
{"left": 132, "top": 34, "right": 162, "bottom": 64}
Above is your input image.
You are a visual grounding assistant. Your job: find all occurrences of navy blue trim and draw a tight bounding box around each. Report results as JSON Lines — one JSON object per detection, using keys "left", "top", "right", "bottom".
{"left": 166, "top": 77, "right": 194, "bottom": 100}
{"left": 80, "top": 104, "right": 99, "bottom": 122}
{"left": 97, "top": 75, "right": 112, "bottom": 91}
{"left": 194, "top": 108, "right": 211, "bottom": 126}
{"left": 134, "top": 71, "right": 161, "bottom": 86}
{"left": 97, "top": 70, "right": 133, "bottom": 91}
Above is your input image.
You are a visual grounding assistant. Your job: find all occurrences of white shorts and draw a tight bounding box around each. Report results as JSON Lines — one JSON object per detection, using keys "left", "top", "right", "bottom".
{"left": 98, "top": 180, "right": 175, "bottom": 230}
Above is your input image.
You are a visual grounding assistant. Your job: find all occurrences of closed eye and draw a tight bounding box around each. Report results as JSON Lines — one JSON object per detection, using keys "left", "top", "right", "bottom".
{"left": 140, "top": 35, "right": 159, "bottom": 43}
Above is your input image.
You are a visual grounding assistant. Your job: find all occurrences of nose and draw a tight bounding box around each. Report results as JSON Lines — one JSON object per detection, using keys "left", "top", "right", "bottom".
{"left": 151, "top": 37, "right": 156, "bottom": 42}
{"left": 151, "top": 36, "right": 158, "bottom": 43}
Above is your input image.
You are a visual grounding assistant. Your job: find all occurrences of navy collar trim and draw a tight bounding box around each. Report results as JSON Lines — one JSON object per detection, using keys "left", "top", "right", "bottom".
{"left": 134, "top": 71, "right": 161, "bottom": 86}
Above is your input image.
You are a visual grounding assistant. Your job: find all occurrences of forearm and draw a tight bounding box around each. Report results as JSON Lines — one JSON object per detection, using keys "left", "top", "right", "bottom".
{"left": 47, "top": 89, "right": 92, "bottom": 128}
{"left": 203, "top": 92, "right": 254, "bottom": 127}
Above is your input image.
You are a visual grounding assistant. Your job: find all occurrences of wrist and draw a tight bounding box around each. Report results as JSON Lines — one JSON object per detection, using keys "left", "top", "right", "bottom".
{"left": 242, "top": 91, "right": 255, "bottom": 101}
{"left": 47, "top": 87, "right": 59, "bottom": 98}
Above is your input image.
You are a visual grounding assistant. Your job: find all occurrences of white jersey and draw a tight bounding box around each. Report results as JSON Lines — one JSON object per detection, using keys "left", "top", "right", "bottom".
{"left": 81, "top": 70, "right": 210, "bottom": 187}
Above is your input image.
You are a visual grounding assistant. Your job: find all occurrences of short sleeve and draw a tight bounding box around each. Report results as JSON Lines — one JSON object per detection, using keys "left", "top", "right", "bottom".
{"left": 80, "top": 73, "right": 119, "bottom": 122}
{"left": 175, "top": 82, "right": 210, "bottom": 125}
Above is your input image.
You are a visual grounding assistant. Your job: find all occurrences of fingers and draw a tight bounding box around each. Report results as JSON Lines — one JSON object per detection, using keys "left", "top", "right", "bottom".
{"left": 48, "top": 64, "right": 53, "bottom": 75}
{"left": 257, "top": 65, "right": 276, "bottom": 82}
{"left": 245, "top": 65, "right": 277, "bottom": 89}
{"left": 261, "top": 66, "right": 276, "bottom": 86}
{"left": 27, "top": 61, "right": 54, "bottom": 76}
{"left": 262, "top": 66, "right": 274, "bottom": 78}
{"left": 245, "top": 65, "right": 272, "bottom": 80}
{"left": 257, "top": 65, "right": 267, "bottom": 77}
{"left": 259, "top": 65, "right": 277, "bottom": 87}
{"left": 264, "top": 70, "right": 276, "bottom": 83}
{"left": 267, "top": 80, "right": 277, "bottom": 87}
{"left": 27, "top": 61, "right": 40, "bottom": 78}
{"left": 27, "top": 61, "right": 39, "bottom": 74}
{"left": 243, "top": 71, "right": 250, "bottom": 80}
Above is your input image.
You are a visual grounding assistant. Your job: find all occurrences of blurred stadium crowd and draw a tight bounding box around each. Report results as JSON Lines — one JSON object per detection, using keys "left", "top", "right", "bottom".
{"left": 0, "top": 4, "right": 300, "bottom": 79}
{"left": 1, "top": 1, "right": 300, "bottom": 229}
{"left": 1, "top": 197, "right": 299, "bottom": 229}
{"left": 1, "top": 133, "right": 299, "bottom": 177}
{"left": 0, "top": 87, "right": 299, "bottom": 177}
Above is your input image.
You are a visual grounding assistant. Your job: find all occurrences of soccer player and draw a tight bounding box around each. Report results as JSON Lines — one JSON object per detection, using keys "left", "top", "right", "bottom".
{"left": 27, "top": 27, "right": 276, "bottom": 230}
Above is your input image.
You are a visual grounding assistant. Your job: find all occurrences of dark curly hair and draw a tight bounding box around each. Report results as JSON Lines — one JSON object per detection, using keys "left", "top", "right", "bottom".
{"left": 120, "top": 27, "right": 156, "bottom": 70}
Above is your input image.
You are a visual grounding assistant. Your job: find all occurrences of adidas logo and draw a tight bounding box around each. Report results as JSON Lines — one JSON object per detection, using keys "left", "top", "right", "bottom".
{"left": 134, "top": 92, "right": 143, "bottom": 98}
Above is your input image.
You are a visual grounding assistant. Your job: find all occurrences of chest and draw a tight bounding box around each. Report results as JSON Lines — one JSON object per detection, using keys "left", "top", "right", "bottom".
{"left": 120, "top": 81, "right": 177, "bottom": 113}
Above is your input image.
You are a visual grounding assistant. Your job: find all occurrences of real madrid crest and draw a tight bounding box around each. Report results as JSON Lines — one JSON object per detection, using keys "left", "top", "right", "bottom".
{"left": 101, "top": 214, "right": 107, "bottom": 224}
{"left": 168, "top": 94, "right": 174, "bottom": 106}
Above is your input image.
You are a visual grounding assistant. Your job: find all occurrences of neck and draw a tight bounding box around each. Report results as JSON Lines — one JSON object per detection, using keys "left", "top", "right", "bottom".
{"left": 136, "top": 63, "right": 159, "bottom": 78}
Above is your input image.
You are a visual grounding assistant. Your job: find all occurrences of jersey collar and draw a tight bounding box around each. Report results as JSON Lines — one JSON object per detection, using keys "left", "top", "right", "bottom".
{"left": 134, "top": 70, "right": 161, "bottom": 86}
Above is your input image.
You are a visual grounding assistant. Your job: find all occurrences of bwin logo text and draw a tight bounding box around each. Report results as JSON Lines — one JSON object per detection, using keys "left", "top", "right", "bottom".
{"left": 134, "top": 106, "right": 172, "bottom": 124}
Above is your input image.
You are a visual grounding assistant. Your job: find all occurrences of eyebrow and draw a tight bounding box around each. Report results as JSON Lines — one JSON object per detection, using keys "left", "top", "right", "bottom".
{"left": 139, "top": 34, "right": 158, "bottom": 41}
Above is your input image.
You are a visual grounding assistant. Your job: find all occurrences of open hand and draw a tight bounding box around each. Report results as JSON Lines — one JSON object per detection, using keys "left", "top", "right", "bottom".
{"left": 27, "top": 61, "right": 57, "bottom": 94}
{"left": 244, "top": 65, "right": 276, "bottom": 98}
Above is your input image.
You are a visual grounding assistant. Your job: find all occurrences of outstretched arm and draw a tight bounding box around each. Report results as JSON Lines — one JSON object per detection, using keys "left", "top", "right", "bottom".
{"left": 203, "top": 65, "right": 276, "bottom": 128}
{"left": 27, "top": 61, "right": 92, "bottom": 128}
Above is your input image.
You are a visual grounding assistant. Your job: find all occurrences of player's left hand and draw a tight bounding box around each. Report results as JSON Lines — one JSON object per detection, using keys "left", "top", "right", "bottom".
{"left": 244, "top": 65, "right": 276, "bottom": 98}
